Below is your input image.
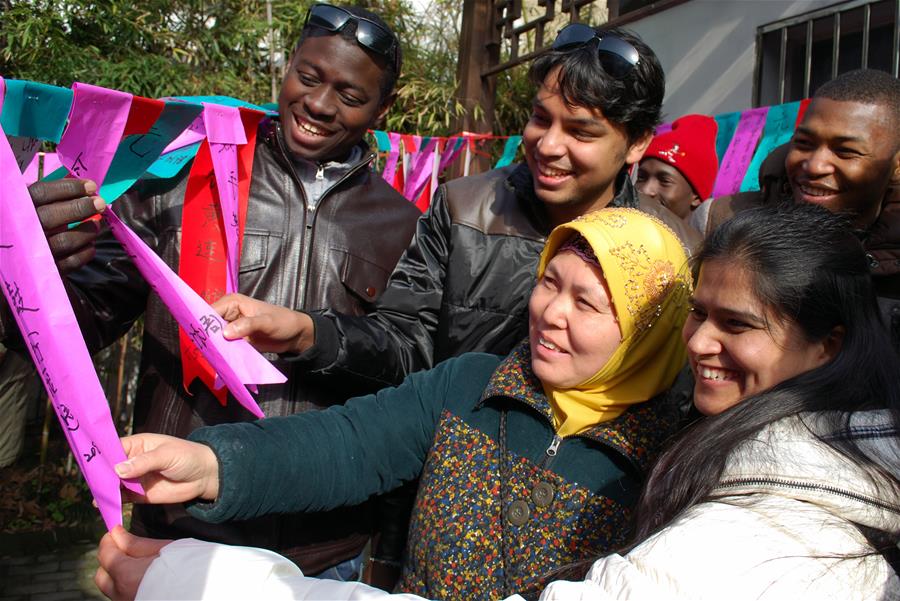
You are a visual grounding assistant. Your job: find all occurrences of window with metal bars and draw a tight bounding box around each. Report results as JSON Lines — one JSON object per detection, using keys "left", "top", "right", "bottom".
{"left": 755, "top": 0, "right": 899, "bottom": 107}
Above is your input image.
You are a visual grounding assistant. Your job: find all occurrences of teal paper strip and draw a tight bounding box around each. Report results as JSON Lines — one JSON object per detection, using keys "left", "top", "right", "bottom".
{"left": 714, "top": 111, "right": 741, "bottom": 163}
{"left": 42, "top": 165, "right": 68, "bottom": 181}
{"left": 495, "top": 136, "right": 522, "bottom": 168}
{"left": 373, "top": 130, "right": 391, "bottom": 152}
{"left": 100, "top": 100, "right": 204, "bottom": 201}
{"left": 145, "top": 142, "right": 202, "bottom": 179}
{"left": 0, "top": 80, "right": 73, "bottom": 142}
{"left": 739, "top": 101, "right": 801, "bottom": 192}
{"left": 170, "top": 95, "right": 277, "bottom": 115}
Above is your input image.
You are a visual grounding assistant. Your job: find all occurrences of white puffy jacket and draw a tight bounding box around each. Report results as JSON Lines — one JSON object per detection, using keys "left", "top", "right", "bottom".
{"left": 541, "top": 410, "right": 900, "bottom": 600}
{"left": 136, "top": 411, "right": 900, "bottom": 601}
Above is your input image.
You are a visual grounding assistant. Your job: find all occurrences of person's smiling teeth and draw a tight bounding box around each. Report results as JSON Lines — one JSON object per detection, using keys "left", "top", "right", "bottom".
{"left": 700, "top": 366, "right": 735, "bottom": 381}
{"left": 539, "top": 337, "right": 566, "bottom": 352}
{"left": 296, "top": 117, "right": 328, "bottom": 137}
{"left": 798, "top": 184, "right": 835, "bottom": 197}
{"left": 539, "top": 164, "right": 572, "bottom": 178}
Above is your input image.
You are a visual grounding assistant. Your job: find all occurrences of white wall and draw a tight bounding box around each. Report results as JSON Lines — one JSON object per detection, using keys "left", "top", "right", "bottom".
{"left": 627, "top": 0, "right": 827, "bottom": 119}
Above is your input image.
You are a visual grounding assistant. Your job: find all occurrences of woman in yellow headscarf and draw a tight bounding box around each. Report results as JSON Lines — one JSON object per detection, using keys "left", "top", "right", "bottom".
{"left": 534, "top": 207, "right": 691, "bottom": 437}
{"left": 94, "top": 208, "right": 692, "bottom": 601}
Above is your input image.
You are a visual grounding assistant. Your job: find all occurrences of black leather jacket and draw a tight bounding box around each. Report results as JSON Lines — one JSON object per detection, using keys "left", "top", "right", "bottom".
{"left": 3, "top": 120, "right": 420, "bottom": 574}
{"left": 302, "top": 163, "right": 701, "bottom": 388}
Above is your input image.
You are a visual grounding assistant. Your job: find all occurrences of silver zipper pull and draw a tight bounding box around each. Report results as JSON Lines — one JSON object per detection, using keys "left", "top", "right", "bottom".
{"left": 545, "top": 435, "right": 562, "bottom": 457}
{"left": 315, "top": 164, "right": 325, "bottom": 180}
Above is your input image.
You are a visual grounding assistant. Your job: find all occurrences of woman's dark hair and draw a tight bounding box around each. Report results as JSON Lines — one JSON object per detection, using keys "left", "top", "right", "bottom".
{"left": 528, "top": 25, "right": 664, "bottom": 144}
{"left": 296, "top": 5, "right": 402, "bottom": 102}
{"left": 633, "top": 201, "right": 900, "bottom": 540}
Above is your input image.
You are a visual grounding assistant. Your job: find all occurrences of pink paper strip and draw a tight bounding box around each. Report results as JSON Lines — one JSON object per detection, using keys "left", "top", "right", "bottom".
{"left": 403, "top": 137, "right": 438, "bottom": 201}
{"left": 43, "top": 152, "right": 62, "bottom": 180}
{"left": 202, "top": 103, "right": 246, "bottom": 294}
{"left": 203, "top": 104, "right": 247, "bottom": 145}
{"left": 710, "top": 106, "right": 769, "bottom": 198}
{"left": 0, "top": 108, "right": 143, "bottom": 531}
{"left": 437, "top": 137, "right": 466, "bottom": 174}
{"left": 381, "top": 132, "right": 403, "bottom": 187}
{"left": 104, "top": 210, "right": 285, "bottom": 418}
{"left": 162, "top": 112, "right": 207, "bottom": 153}
{"left": 56, "top": 83, "right": 133, "bottom": 185}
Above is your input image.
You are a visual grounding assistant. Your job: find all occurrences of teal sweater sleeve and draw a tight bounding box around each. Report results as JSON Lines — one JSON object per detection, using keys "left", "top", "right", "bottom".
{"left": 185, "top": 353, "right": 500, "bottom": 523}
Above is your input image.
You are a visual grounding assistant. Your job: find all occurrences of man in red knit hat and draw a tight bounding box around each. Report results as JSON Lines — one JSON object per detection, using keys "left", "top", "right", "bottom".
{"left": 636, "top": 114, "right": 718, "bottom": 222}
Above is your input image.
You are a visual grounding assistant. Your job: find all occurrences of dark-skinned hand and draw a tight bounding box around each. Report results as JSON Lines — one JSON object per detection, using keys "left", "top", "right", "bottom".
{"left": 28, "top": 178, "right": 106, "bottom": 274}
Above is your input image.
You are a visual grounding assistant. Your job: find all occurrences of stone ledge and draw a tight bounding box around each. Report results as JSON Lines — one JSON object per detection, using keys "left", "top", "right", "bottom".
{"left": 0, "top": 523, "right": 103, "bottom": 559}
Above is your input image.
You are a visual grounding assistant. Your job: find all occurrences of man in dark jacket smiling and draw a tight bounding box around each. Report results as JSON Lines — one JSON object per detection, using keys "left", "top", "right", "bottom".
{"left": 701, "top": 69, "right": 900, "bottom": 349}
{"left": 5, "top": 4, "right": 419, "bottom": 580}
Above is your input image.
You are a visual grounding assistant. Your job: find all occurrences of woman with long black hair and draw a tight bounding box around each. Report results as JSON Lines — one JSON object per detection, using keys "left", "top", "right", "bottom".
{"left": 540, "top": 201, "right": 900, "bottom": 599}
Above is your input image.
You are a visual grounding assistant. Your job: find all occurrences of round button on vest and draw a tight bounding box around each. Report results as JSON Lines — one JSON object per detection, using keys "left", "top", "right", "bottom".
{"left": 366, "top": 286, "right": 377, "bottom": 298}
{"left": 531, "top": 481, "right": 555, "bottom": 508}
{"left": 507, "top": 500, "right": 530, "bottom": 526}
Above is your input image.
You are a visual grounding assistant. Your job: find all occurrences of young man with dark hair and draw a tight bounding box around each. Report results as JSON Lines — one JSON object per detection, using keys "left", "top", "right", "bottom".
{"left": 703, "top": 68, "right": 900, "bottom": 348}
{"left": 8, "top": 3, "right": 420, "bottom": 580}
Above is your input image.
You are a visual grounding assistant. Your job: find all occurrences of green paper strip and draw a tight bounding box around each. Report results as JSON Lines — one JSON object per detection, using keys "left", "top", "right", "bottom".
{"left": 495, "top": 136, "right": 522, "bottom": 168}
{"left": 0, "top": 80, "right": 73, "bottom": 142}
{"left": 170, "top": 95, "right": 276, "bottom": 115}
{"left": 43, "top": 165, "right": 67, "bottom": 181}
{"left": 739, "top": 101, "right": 801, "bottom": 192}
{"left": 373, "top": 130, "right": 391, "bottom": 152}
{"left": 101, "top": 100, "right": 204, "bottom": 201}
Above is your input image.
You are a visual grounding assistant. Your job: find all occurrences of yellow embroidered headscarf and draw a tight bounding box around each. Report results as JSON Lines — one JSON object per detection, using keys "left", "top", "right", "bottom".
{"left": 536, "top": 208, "right": 692, "bottom": 437}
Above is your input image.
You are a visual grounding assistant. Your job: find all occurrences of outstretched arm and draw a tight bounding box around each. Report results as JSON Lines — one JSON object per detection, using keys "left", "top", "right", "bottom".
{"left": 208, "top": 189, "right": 453, "bottom": 395}
{"left": 97, "top": 532, "right": 431, "bottom": 601}
{"left": 299, "top": 188, "right": 453, "bottom": 388}
{"left": 212, "top": 293, "right": 313, "bottom": 355}
{"left": 114, "top": 433, "right": 220, "bottom": 504}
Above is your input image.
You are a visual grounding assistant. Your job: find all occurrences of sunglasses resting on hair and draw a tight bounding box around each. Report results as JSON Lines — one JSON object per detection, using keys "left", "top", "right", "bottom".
{"left": 305, "top": 3, "right": 398, "bottom": 66}
{"left": 552, "top": 23, "right": 640, "bottom": 78}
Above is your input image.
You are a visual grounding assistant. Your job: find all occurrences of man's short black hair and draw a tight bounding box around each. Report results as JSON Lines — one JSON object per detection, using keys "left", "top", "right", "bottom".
{"left": 814, "top": 68, "right": 900, "bottom": 147}
{"left": 296, "top": 5, "right": 402, "bottom": 102}
{"left": 528, "top": 25, "right": 664, "bottom": 144}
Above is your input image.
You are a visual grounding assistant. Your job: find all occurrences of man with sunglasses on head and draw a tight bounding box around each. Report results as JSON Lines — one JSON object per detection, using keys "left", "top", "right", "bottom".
{"left": 207, "top": 23, "right": 699, "bottom": 586}
{"left": 10, "top": 3, "right": 419, "bottom": 583}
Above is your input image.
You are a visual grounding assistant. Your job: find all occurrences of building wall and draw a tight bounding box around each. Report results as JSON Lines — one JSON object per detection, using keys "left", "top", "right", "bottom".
{"left": 626, "top": 0, "right": 826, "bottom": 120}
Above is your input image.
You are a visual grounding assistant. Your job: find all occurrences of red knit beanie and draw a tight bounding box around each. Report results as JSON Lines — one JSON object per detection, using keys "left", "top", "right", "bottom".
{"left": 643, "top": 114, "right": 719, "bottom": 200}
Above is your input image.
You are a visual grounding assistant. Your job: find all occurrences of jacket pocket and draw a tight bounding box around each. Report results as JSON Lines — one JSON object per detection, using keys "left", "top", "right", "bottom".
{"left": 338, "top": 249, "right": 392, "bottom": 302}
{"left": 239, "top": 230, "right": 270, "bottom": 274}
